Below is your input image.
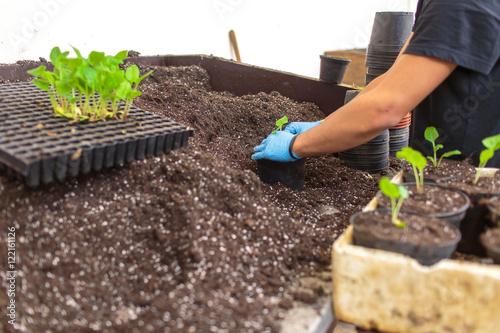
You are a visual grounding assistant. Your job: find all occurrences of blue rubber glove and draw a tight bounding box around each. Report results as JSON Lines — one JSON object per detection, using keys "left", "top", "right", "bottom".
{"left": 252, "top": 131, "right": 301, "bottom": 162}
{"left": 284, "top": 121, "right": 322, "bottom": 134}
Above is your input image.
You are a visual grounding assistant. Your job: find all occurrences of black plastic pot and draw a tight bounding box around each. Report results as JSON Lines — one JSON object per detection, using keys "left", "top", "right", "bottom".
{"left": 340, "top": 89, "right": 389, "bottom": 173}
{"left": 377, "top": 183, "right": 471, "bottom": 228}
{"left": 487, "top": 197, "right": 500, "bottom": 227}
{"left": 350, "top": 210, "right": 461, "bottom": 266}
{"left": 319, "top": 55, "right": 351, "bottom": 84}
{"left": 369, "top": 12, "right": 414, "bottom": 46}
{"left": 480, "top": 229, "right": 500, "bottom": 264}
{"left": 365, "top": 12, "right": 414, "bottom": 86}
{"left": 437, "top": 175, "right": 500, "bottom": 256}
{"left": 365, "top": 73, "right": 379, "bottom": 86}
{"left": 389, "top": 126, "right": 409, "bottom": 157}
{"left": 256, "top": 158, "right": 306, "bottom": 191}
{"left": 344, "top": 89, "right": 361, "bottom": 104}
{"left": 339, "top": 130, "right": 389, "bottom": 174}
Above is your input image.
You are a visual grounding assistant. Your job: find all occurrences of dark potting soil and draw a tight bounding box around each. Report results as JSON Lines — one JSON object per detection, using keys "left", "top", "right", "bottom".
{"left": 0, "top": 64, "right": 384, "bottom": 332}
{"left": 400, "top": 158, "right": 477, "bottom": 182}
{"left": 437, "top": 171, "right": 500, "bottom": 198}
{"left": 352, "top": 210, "right": 459, "bottom": 245}
{"left": 377, "top": 184, "right": 468, "bottom": 215}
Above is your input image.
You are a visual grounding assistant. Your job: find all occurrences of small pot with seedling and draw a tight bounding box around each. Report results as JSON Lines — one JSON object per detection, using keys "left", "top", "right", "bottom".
{"left": 256, "top": 116, "right": 306, "bottom": 191}
{"left": 378, "top": 147, "right": 470, "bottom": 227}
{"left": 351, "top": 177, "right": 461, "bottom": 265}
{"left": 402, "top": 126, "right": 473, "bottom": 182}
{"left": 437, "top": 134, "right": 500, "bottom": 255}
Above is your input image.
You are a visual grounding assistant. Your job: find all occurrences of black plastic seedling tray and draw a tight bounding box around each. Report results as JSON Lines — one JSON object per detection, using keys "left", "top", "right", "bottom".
{"left": 0, "top": 82, "right": 193, "bottom": 187}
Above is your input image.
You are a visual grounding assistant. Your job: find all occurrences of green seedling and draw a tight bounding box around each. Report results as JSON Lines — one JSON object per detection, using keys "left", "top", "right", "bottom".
{"left": 379, "top": 177, "right": 408, "bottom": 228}
{"left": 424, "top": 126, "right": 461, "bottom": 171}
{"left": 272, "top": 116, "right": 288, "bottom": 134}
{"left": 474, "top": 133, "right": 500, "bottom": 184}
{"left": 396, "top": 147, "right": 427, "bottom": 194}
{"left": 28, "top": 46, "right": 153, "bottom": 122}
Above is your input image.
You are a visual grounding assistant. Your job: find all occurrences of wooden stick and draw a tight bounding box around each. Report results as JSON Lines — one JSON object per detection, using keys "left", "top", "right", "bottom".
{"left": 229, "top": 30, "right": 241, "bottom": 63}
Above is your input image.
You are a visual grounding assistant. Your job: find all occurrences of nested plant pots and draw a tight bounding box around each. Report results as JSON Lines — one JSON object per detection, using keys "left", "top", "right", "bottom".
{"left": 437, "top": 171, "right": 500, "bottom": 255}
{"left": 256, "top": 158, "right": 306, "bottom": 191}
{"left": 339, "top": 89, "right": 389, "bottom": 173}
{"left": 377, "top": 183, "right": 470, "bottom": 228}
{"left": 365, "top": 11, "right": 414, "bottom": 86}
{"left": 480, "top": 228, "right": 500, "bottom": 264}
{"left": 350, "top": 210, "right": 461, "bottom": 265}
{"left": 319, "top": 55, "right": 351, "bottom": 84}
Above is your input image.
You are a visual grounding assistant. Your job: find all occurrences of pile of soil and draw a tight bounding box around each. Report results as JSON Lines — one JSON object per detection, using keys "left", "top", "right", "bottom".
{"left": 0, "top": 63, "right": 385, "bottom": 332}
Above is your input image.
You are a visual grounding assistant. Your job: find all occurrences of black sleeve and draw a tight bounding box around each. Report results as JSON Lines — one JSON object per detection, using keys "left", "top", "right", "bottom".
{"left": 412, "top": 0, "right": 425, "bottom": 31}
{"left": 405, "top": 0, "right": 500, "bottom": 75}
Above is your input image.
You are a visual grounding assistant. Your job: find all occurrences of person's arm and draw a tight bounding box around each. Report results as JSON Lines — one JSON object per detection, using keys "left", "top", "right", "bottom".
{"left": 324, "top": 33, "right": 415, "bottom": 122}
{"left": 292, "top": 53, "right": 457, "bottom": 157}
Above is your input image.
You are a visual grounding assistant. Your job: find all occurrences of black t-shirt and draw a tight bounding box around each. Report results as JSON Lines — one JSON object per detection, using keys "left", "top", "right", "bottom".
{"left": 405, "top": 0, "right": 500, "bottom": 167}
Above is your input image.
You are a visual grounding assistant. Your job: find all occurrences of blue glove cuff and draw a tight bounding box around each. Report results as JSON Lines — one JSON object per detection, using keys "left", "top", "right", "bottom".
{"left": 288, "top": 135, "right": 300, "bottom": 160}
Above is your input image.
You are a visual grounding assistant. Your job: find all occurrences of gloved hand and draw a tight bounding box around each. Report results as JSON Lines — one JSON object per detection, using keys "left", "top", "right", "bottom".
{"left": 252, "top": 131, "right": 301, "bottom": 162}
{"left": 284, "top": 121, "right": 322, "bottom": 134}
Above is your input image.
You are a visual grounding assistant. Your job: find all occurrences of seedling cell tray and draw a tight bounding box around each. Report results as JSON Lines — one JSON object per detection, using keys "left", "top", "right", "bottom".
{"left": 0, "top": 82, "right": 193, "bottom": 187}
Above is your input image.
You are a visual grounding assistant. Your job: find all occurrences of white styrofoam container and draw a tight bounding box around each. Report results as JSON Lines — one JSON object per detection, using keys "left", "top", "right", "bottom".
{"left": 332, "top": 226, "right": 500, "bottom": 333}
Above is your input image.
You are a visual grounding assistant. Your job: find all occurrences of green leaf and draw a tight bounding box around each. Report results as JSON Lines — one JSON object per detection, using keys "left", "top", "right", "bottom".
{"left": 435, "top": 144, "right": 443, "bottom": 151}
{"left": 71, "top": 45, "right": 84, "bottom": 59}
{"left": 482, "top": 134, "right": 500, "bottom": 151}
{"left": 27, "top": 65, "right": 46, "bottom": 77}
{"left": 274, "top": 116, "right": 288, "bottom": 133}
{"left": 31, "top": 79, "right": 50, "bottom": 91}
{"left": 49, "top": 47, "right": 62, "bottom": 64}
{"left": 125, "top": 65, "right": 140, "bottom": 82}
{"left": 396, "top": 147, "right": 427, "bottom": 169}
{"left": 137, "top": 70, "right": 154, "bottom": 85}
{"left": 441, "top": 150, "right": 461, "bottom": 158}
{"left": 115, "top": 81, "right": 132, "bottom": 100}
{"left": 398, "top": 185, "right": 409, "bottom": 199}
{"left": 115, "top": 50, "right": 129, "bottom": 60}
{"left": 424, "top": 126, "right": 439, "bottom": 144}
{"left": 480, "top": 148, "right": 495, "bottom": 166}
{"left": 379, "top": 177, "right": 400, "bottom": 199}
{"left": 88, "top": 51, "right": 105, "bottom": 67}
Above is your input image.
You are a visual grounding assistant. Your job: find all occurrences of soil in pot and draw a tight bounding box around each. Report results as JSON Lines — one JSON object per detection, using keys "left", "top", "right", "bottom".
{"left": 351, "top": 210, "right": 461, "bottom": 265}
{"left": 400, "top": 158, "right": 477, "bottom": 183}
{"left": 480, "top": 228, "right": 500, "bottom": 264}
{"left": 0, "top": 61, "right": 385, "bottom": 332}
{"left": 377, "top": 183, "right": 470, "bottom": 227}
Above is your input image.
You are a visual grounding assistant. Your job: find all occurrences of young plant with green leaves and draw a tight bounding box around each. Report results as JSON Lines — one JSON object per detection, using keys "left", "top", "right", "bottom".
{"left": 28, "top": 46, "right": 152, "bottom": 122}
{"left": 272, "top": 116, "right": 288, "bottom": 134}
{"left": 424, "top": 126, "right": 461, "bottom": 171}
{"left": 379, "top": 177, "right": 408, "bottom": 228}
{"left": 474, "top": 133, "right": 500, "bottom": 184}
{"left": 396, "top": 147, "right": 427, "bottom": 194}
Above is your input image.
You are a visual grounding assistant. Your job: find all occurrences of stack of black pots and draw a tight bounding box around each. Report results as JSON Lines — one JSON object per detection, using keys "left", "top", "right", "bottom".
{"left": 365, "top": 11, "right": 414, "bottom": 156}
{"left": 339, "top": 90, "right": 389, "bottom": 174}
{"left": 365, "top": 12, "right": 414, "bottom": 85}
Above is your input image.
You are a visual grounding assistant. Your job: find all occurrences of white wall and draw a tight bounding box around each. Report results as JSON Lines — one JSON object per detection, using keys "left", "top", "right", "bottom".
{"left": 0, "top": 0, "right": 418, "bottom": 78}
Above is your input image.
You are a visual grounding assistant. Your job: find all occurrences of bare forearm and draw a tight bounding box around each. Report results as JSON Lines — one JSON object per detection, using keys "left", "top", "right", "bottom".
{"left": 293, "top": 92, "right": 395, "bottom": 156}
{"left": 292, "top": 53, "right": 457, "bottom": 157}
